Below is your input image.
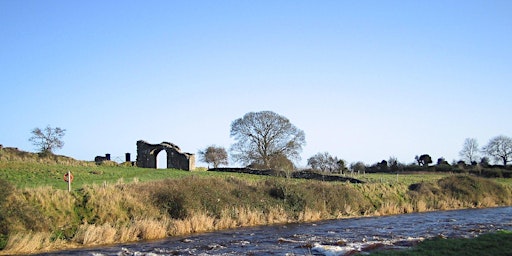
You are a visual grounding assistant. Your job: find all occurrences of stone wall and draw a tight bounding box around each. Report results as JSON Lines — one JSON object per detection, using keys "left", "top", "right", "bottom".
{"left": 208, "top": 168, "right": 364, "bottom": 183}
{"left": 94, "top": 154, "right": 110, "bottom": 164}
{"left": 136, "top": 140, "right": 195, "bottom": 170}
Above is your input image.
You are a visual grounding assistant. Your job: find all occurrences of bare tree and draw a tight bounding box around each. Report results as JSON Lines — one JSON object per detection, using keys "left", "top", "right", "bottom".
{"left": 307, "top": 152, "right": 341, "bottom": 173}
{"left": 29, "top": 125, "right": 66, "bottom": 154}
{"left": 230, "top": 111, "right": 306, "bottom": 169}
{"left": 482, "top": 135, "right": 512, "bottom": 166}
{"left": 459, "top": 138, "right": 479, "bottom": 164}
{"left": 198, "top": 145, "right": 228, "bottom": 168}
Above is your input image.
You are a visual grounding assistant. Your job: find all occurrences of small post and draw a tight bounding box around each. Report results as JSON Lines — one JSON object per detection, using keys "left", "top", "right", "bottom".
{"left": 67, "top": 170, "right": 71, "bottom": 192}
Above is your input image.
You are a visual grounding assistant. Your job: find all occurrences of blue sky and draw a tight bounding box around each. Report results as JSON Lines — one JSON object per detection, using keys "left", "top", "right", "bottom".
{"left": 1, "top": 1, "right": 511, "bottom": 167}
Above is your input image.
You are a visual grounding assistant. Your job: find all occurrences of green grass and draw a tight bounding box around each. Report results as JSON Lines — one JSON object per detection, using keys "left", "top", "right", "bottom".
{"left": 368, "top": 230, "right": 512, "bottom": 256}
{"left": 2, "top": 160, "right": 511, "bottom": 192}
{"left": 0, "top": 161, "right": 269, "bottom": 190}
{"left": 356, "top": 173, "right": 451, "bottom": 186}
{"left": 494, "top": 177, "right": 512, "bottom": 187}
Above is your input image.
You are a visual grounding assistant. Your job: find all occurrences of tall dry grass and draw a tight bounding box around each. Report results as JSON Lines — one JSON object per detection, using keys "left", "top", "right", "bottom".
{"left": 3, "top": 232, "right": 45, "bottom": 254}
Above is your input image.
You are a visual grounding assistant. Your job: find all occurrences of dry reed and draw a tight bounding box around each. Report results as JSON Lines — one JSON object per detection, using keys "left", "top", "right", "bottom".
{"left": 1, "top": 232, "right": 51, "bottom": 255}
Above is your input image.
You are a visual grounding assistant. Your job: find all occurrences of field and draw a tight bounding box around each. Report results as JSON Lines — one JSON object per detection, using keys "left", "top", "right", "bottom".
{"left": 0, "top": 161, "right": 268, "bottom": 189}
{"left": 6, "top": 160, "right": 510, "bottom": 190}
{"left": 1, "top": 150, "right": 511, "bottom": 255}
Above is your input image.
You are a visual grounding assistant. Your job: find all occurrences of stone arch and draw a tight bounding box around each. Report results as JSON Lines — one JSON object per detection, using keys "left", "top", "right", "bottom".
{"left": 136, "top": 140, "right": 195, "bottom": 170}
{"left": 155, "top": 148, "right": 168, "bottom": 169}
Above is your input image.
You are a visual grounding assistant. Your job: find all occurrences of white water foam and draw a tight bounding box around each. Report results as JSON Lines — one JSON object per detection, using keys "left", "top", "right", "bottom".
{"left": 311, "top": 237, "right": 425, "bottom": 256}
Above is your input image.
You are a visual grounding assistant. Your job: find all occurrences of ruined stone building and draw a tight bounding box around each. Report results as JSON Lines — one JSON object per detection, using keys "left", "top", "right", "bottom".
{"left": 136, "top": 140, "right": 195, "bottom": 170}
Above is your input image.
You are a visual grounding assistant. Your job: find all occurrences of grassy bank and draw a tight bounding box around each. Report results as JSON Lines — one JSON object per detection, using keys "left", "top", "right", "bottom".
{"left": 1, "top": 172, "right": 511, "bottom": 254}
{"left": 368, "top": 230, "right": 512, "bottom": 256}
{"left": 0, "top": 150, "right": 511, "bottom": 254}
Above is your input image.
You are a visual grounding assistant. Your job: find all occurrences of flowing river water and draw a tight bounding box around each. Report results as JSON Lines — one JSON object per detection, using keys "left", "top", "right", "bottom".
{"left": 37, "top": 206, "right": 512, "bottom": 256}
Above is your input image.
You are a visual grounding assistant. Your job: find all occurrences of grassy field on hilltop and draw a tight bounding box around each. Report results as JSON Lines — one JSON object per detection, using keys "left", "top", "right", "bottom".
{"left": 5, "top": 156, "right": 504, "bottom": 190}
{"left": 2, "top": 146, "right": 512, "bottom": 189}
{"left": 0, "top": 147, "right": 270, "bottom": 190}
{"left": 0, "top": 160, "right": 267, "bottom": 190}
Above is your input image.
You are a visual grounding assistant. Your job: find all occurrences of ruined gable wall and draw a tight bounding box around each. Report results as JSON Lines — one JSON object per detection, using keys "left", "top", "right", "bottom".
{"left": 136, "top": 140, "right": 195, "bottom": 170}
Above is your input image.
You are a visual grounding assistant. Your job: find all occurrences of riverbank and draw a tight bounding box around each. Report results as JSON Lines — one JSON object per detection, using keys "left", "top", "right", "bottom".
{"left": 1, "top": 172, "right": 511, "bottom": 255}
{"left": 368, "top": 230, "right": 512, "bottom": 256}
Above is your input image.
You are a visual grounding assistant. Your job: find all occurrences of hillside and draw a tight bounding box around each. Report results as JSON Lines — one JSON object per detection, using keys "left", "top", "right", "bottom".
{"left": 1, "top": 146, "right": 511, "bottom": 255}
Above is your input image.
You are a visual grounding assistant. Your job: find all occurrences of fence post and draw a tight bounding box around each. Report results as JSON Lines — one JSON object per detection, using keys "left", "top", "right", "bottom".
{"left": 67, "top": 170, "right": 71, "bottom": 192}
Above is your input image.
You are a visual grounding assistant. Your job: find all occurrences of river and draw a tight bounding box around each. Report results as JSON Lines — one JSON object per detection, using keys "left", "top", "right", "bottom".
{"left": 36, "top": 206, "right": 512, "bottom": 256}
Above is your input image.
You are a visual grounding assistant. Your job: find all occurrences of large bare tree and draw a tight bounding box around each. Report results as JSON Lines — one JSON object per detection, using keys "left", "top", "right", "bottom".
{"left": 29, "top": 125, "right": 66, "bottom": 154}
{"left": 482, "top": 135, "right": 512, "bottom": 166}
{"left": 459, "top": 138, "right": 479, "bottom": 164}
{"left": 230, "top": 111, "right": 306, "bottom": 169}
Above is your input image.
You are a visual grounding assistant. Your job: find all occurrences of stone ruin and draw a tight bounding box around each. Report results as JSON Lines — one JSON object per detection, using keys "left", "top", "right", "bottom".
{"left": 94, "top": 154, "right": 111, "bottom": 164}
{"left": 136, "top": 140, "right": 195, "bottom": 170}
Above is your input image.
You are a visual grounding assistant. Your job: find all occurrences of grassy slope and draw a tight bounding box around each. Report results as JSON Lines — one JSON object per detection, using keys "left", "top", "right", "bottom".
{"left": 368, "top": 230, "right": 512, "bottom": 256}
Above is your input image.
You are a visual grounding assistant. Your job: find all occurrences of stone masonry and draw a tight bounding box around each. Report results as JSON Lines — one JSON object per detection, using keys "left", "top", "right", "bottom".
{"left": 136, "top": 140, "right": 195, "bottom": 170}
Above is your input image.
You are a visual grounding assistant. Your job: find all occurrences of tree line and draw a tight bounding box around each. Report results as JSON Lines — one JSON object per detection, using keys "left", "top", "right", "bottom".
{"left": 198, "top": 111, "right": 512, "bottom": 177}
{"left": 28, "top": 111, "right": 511, "bottom": 177}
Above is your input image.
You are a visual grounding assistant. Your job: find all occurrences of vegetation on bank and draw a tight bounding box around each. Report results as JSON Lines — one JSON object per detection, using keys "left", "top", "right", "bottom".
{"left": 368, "top": 230, "right": 512, "bottom": 256}
{"left": 0, "top": 149, "right": 511, "bottom": 255}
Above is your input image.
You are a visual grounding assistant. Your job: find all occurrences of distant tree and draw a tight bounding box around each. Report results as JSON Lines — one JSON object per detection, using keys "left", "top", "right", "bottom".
{"left": 388, "top": 157, "right": 403, "bottom": 172}
{"left": 198, "top": 145, "right": 228, "bottom": 168}
{"left": 480, "top": 156, "right": 490, "bottom": 167}
{"left": 482, "top": 135, "right": 512, "bottom": 166}
{"left": 28, "top": 125, "right": 66, "bottom": 154}
{"left": 307, "top": 152, "right": 324, "bottom": 171}
{"left": 230, "top": 111, "right": 306, "bottom": 169}
{"left": 456, "top": 160, "right": 467, "bottom": 169}
{"left": 437, "top": 157, "right": 449, "bottom": 165}
{"left": 268, "top": 152, "right": 295, "bottom": 177}
{"left": 377, "top": 160, "right": 389, "bottom": 172}
{"left": 337, "top": 159, "right": 348, "bottom": 174}
{"left": 350, "top": 161, "right": 366, "bottom": 174}
{"left": 415, "top": 154, "right": 432, "bottom": 167}
{"left": 459, "top": 138, "right": 479, "bottom": 164}
{"left": 307, "top": 152, "right": 340, "bottom": 173}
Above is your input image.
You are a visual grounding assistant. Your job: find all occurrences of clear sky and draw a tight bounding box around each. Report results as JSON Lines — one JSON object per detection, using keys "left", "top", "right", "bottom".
{"left": 1, "top": 0, "right": 511, "bottom": 167}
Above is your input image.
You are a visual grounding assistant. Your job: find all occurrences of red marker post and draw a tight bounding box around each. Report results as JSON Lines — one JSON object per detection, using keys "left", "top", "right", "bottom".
{"left": 64, "top": 171, "right": 73, "bottom": 192}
